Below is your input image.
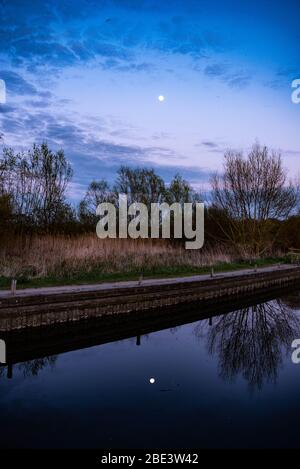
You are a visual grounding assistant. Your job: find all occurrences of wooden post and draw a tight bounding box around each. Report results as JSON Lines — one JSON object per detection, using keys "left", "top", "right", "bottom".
{"left": 210, "top": 267, "right": 214, "bottom": 278}
{"left": 138, "top": 274, "right": 143, "bottom": 285}
{"left": 11, "top": 279, "right": 17, "bottom": 296}
{"left": 136, "top": 335, "right": 141, "bottom": 346}
{"left": 254, "top": 264, "right": 257, "bottom": 273}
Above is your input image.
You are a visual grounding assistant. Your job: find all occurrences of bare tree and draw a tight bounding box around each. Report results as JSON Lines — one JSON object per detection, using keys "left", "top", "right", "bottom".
{"left": 165, "top": 173, "right": 200, "bottom": 204}
{"left": 114, "top": 166, "right": 166, "bottom": 206}
{"left": 210, "top": 143, "right": 298, "bottom": 255}
{"left": 79, "top": 179, "right": 113, "bottom": 225}
{"left": 0, "top": 143, "right": 73, "bottom": 230}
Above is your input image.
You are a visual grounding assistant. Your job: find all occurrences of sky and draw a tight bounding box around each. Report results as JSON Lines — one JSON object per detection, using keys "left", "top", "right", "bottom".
{"left": 0, "top": 0, "right": 299, "bottom": 199}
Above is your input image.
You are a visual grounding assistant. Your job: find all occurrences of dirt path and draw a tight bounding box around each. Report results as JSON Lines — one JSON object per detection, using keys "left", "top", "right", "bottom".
{"left": 0, "top": 263, "right": 294, "bottom": 299}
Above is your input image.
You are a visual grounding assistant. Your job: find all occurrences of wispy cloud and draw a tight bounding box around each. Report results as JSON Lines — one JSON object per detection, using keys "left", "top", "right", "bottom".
{"left": 203, "top": 62, "right": 252, "bottom": 89}
{"left": 0, "top": 0, "right": 299, "bottom": 192}
{"left": 201, "top": 140, "right": 219, "bottom": 148}
{"left": 0, "top": 70, "right": 39, "bottom": 95}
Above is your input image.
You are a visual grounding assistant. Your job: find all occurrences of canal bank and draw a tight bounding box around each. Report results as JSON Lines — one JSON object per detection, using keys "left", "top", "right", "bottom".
{"left": 1, "top": 284, "right": 298, "bottom": 367}
{"left": 0, "top": 264, "right": 300, "bottom": 331}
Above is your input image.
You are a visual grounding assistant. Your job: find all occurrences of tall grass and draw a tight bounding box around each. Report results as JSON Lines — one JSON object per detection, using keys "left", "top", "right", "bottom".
{"left": 0, "top": 234, "right": 234, "bottom": 281}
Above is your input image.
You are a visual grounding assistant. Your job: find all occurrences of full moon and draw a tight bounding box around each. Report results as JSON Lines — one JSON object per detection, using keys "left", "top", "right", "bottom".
{"left": 158, "top": 95, "right": 165, "bottom": 102}
{"left": 149, "top": 378, "right": 155, "bottom": 384}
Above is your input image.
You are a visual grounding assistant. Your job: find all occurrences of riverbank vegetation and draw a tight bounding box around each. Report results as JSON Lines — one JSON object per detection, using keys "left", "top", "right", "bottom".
{"left": 0, "top": 141, "right": 299, "bottom": 288}
{"left": 0, "top": 234, "right": 285, "bottom": 289}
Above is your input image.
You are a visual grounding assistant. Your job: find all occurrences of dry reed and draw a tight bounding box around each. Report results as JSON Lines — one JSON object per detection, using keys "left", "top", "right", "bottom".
{"left": 0, "top": 234, "right": 234, "bottom": 279}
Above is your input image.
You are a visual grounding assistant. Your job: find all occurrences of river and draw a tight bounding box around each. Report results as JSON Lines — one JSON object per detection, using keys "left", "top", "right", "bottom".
{"left": 1, "top": 288, "right": 300, "bottom": 448}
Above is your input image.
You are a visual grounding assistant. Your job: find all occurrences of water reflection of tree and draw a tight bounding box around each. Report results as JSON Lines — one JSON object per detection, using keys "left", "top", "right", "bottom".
{"left": 0, "top": 356, "right": 57, "bottom": 379}
{"left": 18, "top": 356, "right": 57, "bottom": 377}
{"left": 195, "top": 299, "right": 300, "bottom": 391}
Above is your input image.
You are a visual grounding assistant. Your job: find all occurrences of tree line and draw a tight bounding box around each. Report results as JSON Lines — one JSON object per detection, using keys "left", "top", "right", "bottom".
{"left": 0, "top": 141, "right": 299, "bottom": 256}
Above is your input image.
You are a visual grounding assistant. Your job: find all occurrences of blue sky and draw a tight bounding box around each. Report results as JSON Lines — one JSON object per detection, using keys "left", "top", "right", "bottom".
{"left": 0, "top": 0, "right": 299, "bottom": 199}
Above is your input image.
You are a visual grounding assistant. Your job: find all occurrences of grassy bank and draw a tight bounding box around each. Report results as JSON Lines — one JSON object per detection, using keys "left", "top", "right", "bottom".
{"left": 0, "top": 234, "right": 287, "bottom": 290}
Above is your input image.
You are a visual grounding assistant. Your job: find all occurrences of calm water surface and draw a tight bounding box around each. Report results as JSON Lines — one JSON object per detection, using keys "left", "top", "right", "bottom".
{"left": 1, "top": 290, "right": 300, "bottom": 448}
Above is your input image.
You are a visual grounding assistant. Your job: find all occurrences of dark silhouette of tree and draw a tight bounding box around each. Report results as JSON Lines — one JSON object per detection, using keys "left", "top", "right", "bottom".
{"left": 210, "top": 142, "right": 299, "bottom": 255}
{"left": 114, "top": 166, "right": 166, "bottom": 207}
{"left": 165, "top": 173, "right": 200, "bottom": 204}
{"left": 79, "top": 179, "right": 114, "bottom": 226}
{"left": 0, "top": 143, "right": 73, "bottom": 232}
